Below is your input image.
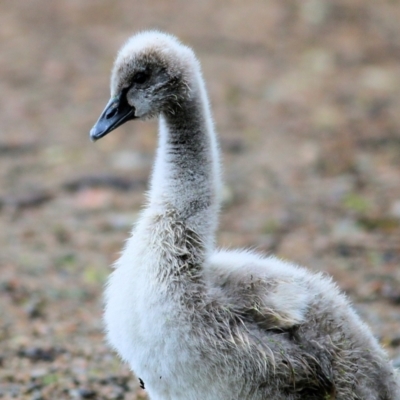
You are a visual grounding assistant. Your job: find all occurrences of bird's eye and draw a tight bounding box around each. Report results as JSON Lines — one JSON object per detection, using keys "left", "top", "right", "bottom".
{"left": 132, "top": 71, "right": 150, "bottom": 84}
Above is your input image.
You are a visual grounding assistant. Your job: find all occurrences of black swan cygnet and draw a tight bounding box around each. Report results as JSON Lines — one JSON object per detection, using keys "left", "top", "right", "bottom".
{"left": 90, "top": 31, "right": 400, "bottom": 400}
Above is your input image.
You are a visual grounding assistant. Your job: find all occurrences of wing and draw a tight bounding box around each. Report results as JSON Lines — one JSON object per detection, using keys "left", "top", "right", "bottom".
{"left": 206, "top": 249, "right": 337, "bottom": 399}
{"left": 207, "top": 249, "right": 312, "bottom": 330}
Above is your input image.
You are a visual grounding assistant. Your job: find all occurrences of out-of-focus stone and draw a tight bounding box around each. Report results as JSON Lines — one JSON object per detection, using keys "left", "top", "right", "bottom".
{"left": 392, "top": 356, "right": 400, "bottom": 370}
{"left": 332, "top": 218, "right": 363, "bottom": 240}
{"left": 302, "top": 49, "right": 334, "bottom": 75}
{"left": 73, "top": 188, "right": 112, "bottom": 210}
{"left": 110, "top": 150, "right": 151, "bottom": 171}
{"left": 299, "top": 141, "right": 320, "bottom": 166}
{"left": 106, "top": 213, "right": 138, "bottom": 230}
{"left": 312, "top": 105, "right": 342, "bottom": 130}
{"left": 300, "top": 0, "right": 330, "bottom": 26}
{"left": 390, "top": 200, "right": 400, "bottom": 219}
{"left": 221, "top": 185, "right": 234, "bottom": 207}
{"left": 360, "top": 67, "right": 398, "bottom": 92}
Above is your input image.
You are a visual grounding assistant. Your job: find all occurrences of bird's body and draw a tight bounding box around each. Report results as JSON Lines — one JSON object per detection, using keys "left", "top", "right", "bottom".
{"left": 90, "top": 31, "right": 400, "bottom": 399}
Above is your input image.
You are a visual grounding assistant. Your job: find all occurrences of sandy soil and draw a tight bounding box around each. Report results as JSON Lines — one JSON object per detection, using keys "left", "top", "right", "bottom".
{"left": 1, "top": 1, "right": 400, "bottom": 398}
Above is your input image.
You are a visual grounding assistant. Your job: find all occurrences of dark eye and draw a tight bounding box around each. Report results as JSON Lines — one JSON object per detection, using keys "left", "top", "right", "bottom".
{"left": 132, "top": 71, "right": 150, "bottom": 84}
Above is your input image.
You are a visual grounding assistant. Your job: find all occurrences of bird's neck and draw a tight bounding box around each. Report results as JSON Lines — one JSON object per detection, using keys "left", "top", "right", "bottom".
{"left": 148, "top": 76, "right": 221, "bottom": 248}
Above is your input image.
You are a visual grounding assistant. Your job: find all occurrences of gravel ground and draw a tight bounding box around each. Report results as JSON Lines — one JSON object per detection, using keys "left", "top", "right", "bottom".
{"left": 1, "top": 1, "right": 400, "bottom": 398}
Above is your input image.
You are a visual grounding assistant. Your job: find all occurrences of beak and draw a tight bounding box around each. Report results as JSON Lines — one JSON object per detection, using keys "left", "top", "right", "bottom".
{"left": 90, "top": 91, "right": 136, "bottom": 141}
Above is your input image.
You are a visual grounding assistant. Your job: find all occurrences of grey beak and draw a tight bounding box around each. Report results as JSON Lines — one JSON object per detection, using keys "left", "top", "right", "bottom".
{"left": 90, "top": 92, "right": 136, "bottom": 141}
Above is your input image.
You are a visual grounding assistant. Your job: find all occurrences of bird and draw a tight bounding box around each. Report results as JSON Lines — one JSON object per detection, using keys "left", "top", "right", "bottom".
{"left": 90, "top": 31, "right": 400, "bottom": 400}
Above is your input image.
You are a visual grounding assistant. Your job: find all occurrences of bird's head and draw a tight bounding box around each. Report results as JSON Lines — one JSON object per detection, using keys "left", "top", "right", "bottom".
{"left": 90, "top": 31, "right": 199, "bottom": 141}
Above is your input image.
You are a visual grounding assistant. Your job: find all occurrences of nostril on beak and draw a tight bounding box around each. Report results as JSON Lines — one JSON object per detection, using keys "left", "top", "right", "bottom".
{"left": 105, "top": 105, "right": 118, "bottom": 119}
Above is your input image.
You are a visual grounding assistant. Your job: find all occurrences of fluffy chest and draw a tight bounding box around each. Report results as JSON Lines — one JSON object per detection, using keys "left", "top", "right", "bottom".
{"left": 104, "top": 260, "right": 173, "bottom": 365}
{"left": 103, "top": 260, "right": 245, "bottom": 400}
{"left": 104, "top": 260, "right": 208, "bottom": 397}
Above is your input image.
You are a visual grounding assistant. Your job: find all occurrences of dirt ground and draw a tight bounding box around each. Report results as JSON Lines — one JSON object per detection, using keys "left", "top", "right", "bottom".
{"left": 1, "top": 1, "right": 400, "bottom": 399}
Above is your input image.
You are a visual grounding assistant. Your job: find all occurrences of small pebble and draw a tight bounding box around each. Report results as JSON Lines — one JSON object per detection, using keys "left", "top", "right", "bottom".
{"left": 392, "top": 356, "right": 400, "bottom": 370}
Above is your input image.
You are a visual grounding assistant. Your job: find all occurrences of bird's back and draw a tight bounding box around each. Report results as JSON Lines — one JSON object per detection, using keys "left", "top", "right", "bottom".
{"left": 203, "top": 249, "right": 400, "bottom": 399}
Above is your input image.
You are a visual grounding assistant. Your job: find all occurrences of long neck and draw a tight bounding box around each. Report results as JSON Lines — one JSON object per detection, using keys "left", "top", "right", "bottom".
{"left": 148, "top": 75, "right": 221, "bottom": 250}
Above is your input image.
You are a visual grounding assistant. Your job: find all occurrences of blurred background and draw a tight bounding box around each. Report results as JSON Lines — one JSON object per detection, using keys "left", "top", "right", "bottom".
{"left": 1, "top": 0, "right": 400, "bottom": 398}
